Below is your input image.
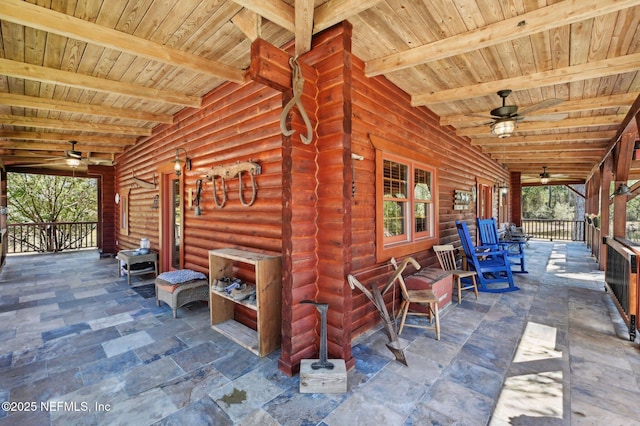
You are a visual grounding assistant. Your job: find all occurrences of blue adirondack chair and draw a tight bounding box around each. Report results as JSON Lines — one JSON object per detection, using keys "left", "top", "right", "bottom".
{"left": 476, "top": 217, "right": 527, "bottom": 273}
{"left": 455, "top": 220, "right": 519, "bottom": 293}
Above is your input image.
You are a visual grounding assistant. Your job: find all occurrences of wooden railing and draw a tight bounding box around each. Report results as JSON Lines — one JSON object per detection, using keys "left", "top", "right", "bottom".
{"left": 7, "top": 221, "right": 98, "bottom": 254}
{"left": 521, "top": 219, "right": 585, "bottom": 241}
{"left": 586, "top": 222, "right": 601, "bottom": 262}
{"left": 604, "top": 237, "right": 639, "bottom": 341}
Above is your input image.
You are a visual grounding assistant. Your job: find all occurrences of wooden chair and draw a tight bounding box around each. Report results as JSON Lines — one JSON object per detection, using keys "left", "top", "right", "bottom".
{"left": 455, "top": 220, "right": 519, "bottom": 293}
{"left": 433, "top": 244, "right": 479, "bottom": 304}
{"left": 390, "top": 258, "right": 440, "bottom": 340}
{"left": 476, "top": 217, "right": 527, "bottom": 273}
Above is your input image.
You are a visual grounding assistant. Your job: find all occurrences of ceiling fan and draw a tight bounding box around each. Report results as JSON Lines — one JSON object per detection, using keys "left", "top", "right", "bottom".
{"left": 538, "top": 166, "right": 568, "bottom": 184}
{"left": 16, "top": 141, "right": 113, "bottom": 169}
{"left": 468, "top": 90, "right": 564, "bottom": 138}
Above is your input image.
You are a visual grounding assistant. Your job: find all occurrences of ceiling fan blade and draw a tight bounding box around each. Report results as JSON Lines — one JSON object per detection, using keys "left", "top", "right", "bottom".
{"left": 14, "top": 161, "right": 67, "bottom": 168}
{"left": 520, "top": 113, "right": 568, "bottom": 122}
{"left": 87, "top": 157, "right": 113, "bottom": 166}
{"left": 465, "top": 112, "right": 495, "bottom": 119}
{"left": 517, "top": 98, "right": 563, "bottom": 116}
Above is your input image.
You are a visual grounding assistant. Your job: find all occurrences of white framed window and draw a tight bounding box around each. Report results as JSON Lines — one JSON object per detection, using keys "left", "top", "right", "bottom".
{"left": 371, "top": 134, "right": 439, "bottom": 262}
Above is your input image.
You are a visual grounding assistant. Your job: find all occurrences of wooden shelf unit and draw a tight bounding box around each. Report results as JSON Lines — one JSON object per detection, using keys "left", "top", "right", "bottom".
{"left": 208, "top": 248, "right": 282, "bottom": 357}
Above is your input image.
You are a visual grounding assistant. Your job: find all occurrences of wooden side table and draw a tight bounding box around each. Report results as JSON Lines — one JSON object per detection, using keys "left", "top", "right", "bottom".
{"left": 116, "top": 250, "right": 158, "bottom": 285}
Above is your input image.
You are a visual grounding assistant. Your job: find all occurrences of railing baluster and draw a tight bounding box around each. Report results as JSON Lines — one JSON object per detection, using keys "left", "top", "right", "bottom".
{"left": 521, "top": 219, "right": 586, "bottom": 242}
{"left": 6, "top": 221, "right": 99, "bottom": 254}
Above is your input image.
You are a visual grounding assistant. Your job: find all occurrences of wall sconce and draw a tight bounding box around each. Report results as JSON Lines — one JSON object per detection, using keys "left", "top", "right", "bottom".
{"left": 173, "top": 148, "right": 191, "bottom": 176}
{"left": 499, "top": 180, "right": 508, "bottom": 195}
{"left": 151, "top": 194, "right": 159, "bottom": 209}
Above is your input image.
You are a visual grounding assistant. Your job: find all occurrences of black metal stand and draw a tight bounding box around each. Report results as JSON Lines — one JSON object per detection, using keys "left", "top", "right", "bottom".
{"left": 301, "top": 300, "right": 334, "bottom": 370}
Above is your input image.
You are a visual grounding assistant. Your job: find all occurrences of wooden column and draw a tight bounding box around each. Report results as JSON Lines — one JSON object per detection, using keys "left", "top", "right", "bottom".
{"left": 510, "top": 171, "right": 522, "bottom": 226}
{"left": 613, "top": 133, "right": 635, "bottom": 238}
{"left": 599, "top": 156, "right": 613, "bottom": 269}
{"left": 306, "top": 22, "right": 355, "bottom": 371}
{"left": 88, "top": 165, "right": 117, "bottom": 257}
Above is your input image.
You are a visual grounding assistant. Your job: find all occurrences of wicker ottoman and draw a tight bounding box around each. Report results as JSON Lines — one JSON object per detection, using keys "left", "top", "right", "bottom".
{"left": 155, "top": 270, "right": 209, "bottom": 318}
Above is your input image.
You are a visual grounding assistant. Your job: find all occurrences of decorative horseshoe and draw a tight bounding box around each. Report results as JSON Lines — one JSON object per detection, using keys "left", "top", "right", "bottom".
{"left": 279, "top": 56, "right": 313, "bottom": 144}
{"left": 211, "top": 175, "right": 227, "bottom": 208}
{"left": 238, "top": 169, "right": 257, "bottom": 207}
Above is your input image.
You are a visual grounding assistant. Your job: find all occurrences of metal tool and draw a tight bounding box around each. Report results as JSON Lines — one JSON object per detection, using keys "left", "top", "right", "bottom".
{"left": 301, "top": 300, "right": 334, "bottom": 370}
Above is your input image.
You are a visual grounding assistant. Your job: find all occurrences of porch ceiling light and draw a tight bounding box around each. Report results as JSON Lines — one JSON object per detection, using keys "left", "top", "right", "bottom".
{"left": 173, "top": 148, "right": 191, "bottom": 176}
{"left": 539, "top": 166, "right": 550, "bottom": 185}
{"left": 66, "top": 157, "right": 81, "bottom": 168}
{"left": 491, "top": 118, "right": 516, "bottom": 138}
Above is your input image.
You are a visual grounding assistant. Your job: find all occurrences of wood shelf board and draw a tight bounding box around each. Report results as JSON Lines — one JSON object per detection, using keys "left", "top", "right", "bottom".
{"left": 212, "top": 319, "right": 259, "bottom": 355}
{"left": 210, "top": 288, "right": 257, "bottom": 311}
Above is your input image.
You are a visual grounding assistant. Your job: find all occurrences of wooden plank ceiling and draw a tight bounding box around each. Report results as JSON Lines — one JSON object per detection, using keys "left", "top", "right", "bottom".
{"left": 1, "top": 0, "right": 639, "bottom": 184}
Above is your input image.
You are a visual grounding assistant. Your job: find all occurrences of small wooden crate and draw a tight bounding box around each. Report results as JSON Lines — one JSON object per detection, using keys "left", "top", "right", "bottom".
{"left": 299, "top": 359, "right": 347, "bottom": 394}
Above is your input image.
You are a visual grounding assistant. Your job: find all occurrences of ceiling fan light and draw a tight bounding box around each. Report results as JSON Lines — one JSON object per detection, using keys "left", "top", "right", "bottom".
{"left": 491, "top": 119, "right": 516, "bottom": 138}
{"left": 66, "top": 157, "right": 81, "bottom": 168}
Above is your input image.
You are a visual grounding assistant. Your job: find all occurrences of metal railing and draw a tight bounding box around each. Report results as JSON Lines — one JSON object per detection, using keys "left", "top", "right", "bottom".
{"left": 521, "top": 219, "right": 585, "bottom": 241}
{"left": 7, "top": 221, "right": 98, "bottom": 254}
{"left": 604, "top": 237, "right": 638, "bottom": 341}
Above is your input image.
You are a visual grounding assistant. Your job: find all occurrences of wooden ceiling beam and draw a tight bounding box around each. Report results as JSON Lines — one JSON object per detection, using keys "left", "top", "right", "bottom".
{"left": 0, "top": 115, "right": 151, "bottom": 136}
{"left": 440, "top": 93, "right": 639, "bottom": 126}
{"left": 457, "top": 115, "right": 626, "bottom": 137}
{"left": 486, "top": 145, "right": 606, "bottom": 154}
{"left": 0, "top": 141, "right": 124, "bottom": 154}
{"left": 0, "top": 93, "right": 173, "bottom": 124}
{"left": 0, "top": 130, "right": 136, "bottom": 146}
{"left": 504, "top": 157, "right": 598, "bottom": 163}
{"left": 314, "top": 0, "right": 384, "bottom": 33}
{"left": 469, "top": 131, "right": 616, "bottom": 146}
{"left": 0, "top": 59, "right": 200, "bottom": 108}
{"left": 0, "top": 0, "right": 245, "bottom": 83}
{"left": 413, "top": 53, "right": 640, "bottom": 105}
{"left": 232, "top": 0, "right": 295, "bottom": 32}
{"left": 294, "top": 0, "right": 315, "bottom": 56}
{"left": 231, "top": 9, "right": 262, "bottom": 41}
{"left": 366, "top": 0, "right": 640, "bottom": 77}
{"left": 521, "top": 180, "right": 586, "bottom": 187}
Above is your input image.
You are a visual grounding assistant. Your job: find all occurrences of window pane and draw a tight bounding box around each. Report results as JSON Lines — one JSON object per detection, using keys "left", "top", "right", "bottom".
{"left": 414, "top": 168, "right": 431, "bottom": 201}
{"left": 384, "top": 200, "right": 405, "bottom": 236}
{"left": 415, "top": 202, "right": 430, "bottom": 234}
{"left": 384, "top": 160, "right": 408, "bottom": 199}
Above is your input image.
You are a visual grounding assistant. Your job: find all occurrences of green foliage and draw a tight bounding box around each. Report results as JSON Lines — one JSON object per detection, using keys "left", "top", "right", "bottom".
{"left": 522, "top": 185, "right": 584, "bottom": 220}
{"left": 7, "top": 173, "right": 97, "bottom": 224}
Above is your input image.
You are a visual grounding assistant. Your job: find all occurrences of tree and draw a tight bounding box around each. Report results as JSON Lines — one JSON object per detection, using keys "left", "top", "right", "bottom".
{"left": 7, "top": 173, "right": 98, "bottom": 252}
{"left": 522, "top": 185, "right": 584, "bottom": 220}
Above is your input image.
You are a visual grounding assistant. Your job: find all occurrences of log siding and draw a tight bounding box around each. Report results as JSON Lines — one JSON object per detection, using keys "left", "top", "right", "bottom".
{"left": 114, "top": 21, "right": 511, "bottom": 376}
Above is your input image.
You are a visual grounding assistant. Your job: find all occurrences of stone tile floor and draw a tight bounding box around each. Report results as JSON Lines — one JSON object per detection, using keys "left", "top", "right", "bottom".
{"left": 1, "top": 241, "right": 640, "bottom": 425}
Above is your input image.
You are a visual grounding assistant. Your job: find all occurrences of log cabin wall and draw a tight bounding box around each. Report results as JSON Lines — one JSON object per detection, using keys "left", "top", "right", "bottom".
{"left": 114, "top": 79, "right": 284, "bottom": 274}
{"left": 349, "top": 42, "right": 510, "bottom": 340}
{"left": 113, "top": 20, "right": 511, "bottom": 375}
